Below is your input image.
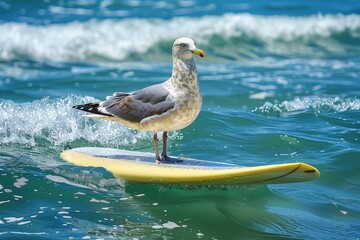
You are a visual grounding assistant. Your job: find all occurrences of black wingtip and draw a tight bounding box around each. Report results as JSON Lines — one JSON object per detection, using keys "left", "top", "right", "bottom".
{"left": 72, "top": 104, "right": 88, "bottom": 111}
{"left": 71, "top": 103, "right": 112, "bottom": 117}
{"left": 72, "top": 105, "right": 84, "bottom": 110}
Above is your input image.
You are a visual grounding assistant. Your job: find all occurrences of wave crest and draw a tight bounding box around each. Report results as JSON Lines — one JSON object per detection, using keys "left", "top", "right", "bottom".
{"left": 253, "top": 96, "right": 360, "bottom": 114}
{"left": 0, "top": 13, "right": 359, "bottom": 62}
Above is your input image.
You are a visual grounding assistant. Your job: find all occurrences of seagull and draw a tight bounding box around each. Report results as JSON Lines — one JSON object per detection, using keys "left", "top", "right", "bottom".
{"left": 72, "top": 37, "right": 205, "bottom": 163}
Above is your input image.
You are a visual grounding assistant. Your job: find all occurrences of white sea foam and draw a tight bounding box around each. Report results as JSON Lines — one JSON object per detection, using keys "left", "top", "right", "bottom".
{"left": 13, "top": 177, "right": 29, "bottom": 188}
{"left": 4, "top": 217, "right": 24, "bottom": 223}
{"left": 9, "top": 232, "right": 46, "bottom": 236}
{"left": 0, "top": 200, "right": 11, "bottom": 205}
{"left": 249, "top": 92, "right": 274, "bottom": 100}
{"left": 152, "top": 221, "right": 181, "bottom": 230}
{"left": 17, "top": 221, "right": 31, "bottom": 225}
{"left": 254, "top": 96, "right": 360, "bottom": 114}
{"left": 46, "top": 175, "right": 92, "bottom": 189}
{"left": 0, "top": 14, "right": 359, "bottom": 62}
{"left": 89, "top": 198, "right": 110, "bottom": 204}
{"left": 0, "top": 95, "right": 150, "bottom": 147}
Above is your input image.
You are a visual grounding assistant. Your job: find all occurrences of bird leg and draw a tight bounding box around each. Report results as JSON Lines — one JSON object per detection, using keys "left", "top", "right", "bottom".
{"left": 161, "top": 131, "right": 168, "bottom": 160}
{"left": 153, "top": 132, "right": 161, "bottom": 163}
{"left": 154, "top": 131, "right": 182, "bottom": 164}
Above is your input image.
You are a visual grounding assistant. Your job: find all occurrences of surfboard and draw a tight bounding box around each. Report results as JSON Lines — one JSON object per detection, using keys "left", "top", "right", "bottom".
{"left": 60, "top": 147, "right": 320, "bottom": 185}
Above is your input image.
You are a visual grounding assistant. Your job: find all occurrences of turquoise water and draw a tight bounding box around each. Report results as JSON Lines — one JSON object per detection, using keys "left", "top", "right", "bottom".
{"left": 1, "top": 0, "right": 360, "bottom": 239}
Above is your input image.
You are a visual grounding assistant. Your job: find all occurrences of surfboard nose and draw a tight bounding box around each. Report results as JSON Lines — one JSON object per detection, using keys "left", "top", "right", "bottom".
{"left": 300, "top": 162, "right": 320, "bottom": 178}
{"left": 275, "top": 162, "right": 320, "bottom": 184}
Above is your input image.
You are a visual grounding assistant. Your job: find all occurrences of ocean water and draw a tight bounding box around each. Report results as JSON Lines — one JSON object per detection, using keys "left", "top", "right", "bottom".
{"left": 0, "top": 0, "right": 360, "bottom": 239}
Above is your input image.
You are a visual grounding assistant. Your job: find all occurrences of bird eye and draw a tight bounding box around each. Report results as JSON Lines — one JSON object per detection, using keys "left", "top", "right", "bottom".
{"left": 180, "top": 43, "right": 186, "bottom": 47}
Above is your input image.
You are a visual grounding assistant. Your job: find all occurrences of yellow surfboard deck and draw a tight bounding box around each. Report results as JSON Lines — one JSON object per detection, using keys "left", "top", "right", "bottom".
{"left": 60, "top": 147, "right": 320, "bottom": 185}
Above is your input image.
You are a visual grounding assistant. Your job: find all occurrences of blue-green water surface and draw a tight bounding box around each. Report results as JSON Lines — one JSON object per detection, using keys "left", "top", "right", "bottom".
{"left": 0, "top": 1, "right": 359, "bottom": 239}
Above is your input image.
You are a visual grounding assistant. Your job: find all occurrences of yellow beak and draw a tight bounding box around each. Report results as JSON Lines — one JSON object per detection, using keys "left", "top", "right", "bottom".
{"left": 192, "top": 48, "right": 206, "bottom": 58}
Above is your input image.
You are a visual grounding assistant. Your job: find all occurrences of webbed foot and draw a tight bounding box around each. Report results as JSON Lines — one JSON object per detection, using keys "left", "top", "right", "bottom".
{"left": 156, "top": 155, "right": 183, "bottom": 164}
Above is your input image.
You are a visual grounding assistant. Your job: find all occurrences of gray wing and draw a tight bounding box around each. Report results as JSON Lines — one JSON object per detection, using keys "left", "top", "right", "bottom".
{"left": 99, "top": 84, "right": 175, "bottom": 123}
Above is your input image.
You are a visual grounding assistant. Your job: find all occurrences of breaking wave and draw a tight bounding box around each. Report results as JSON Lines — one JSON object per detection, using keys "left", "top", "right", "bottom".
{"left": 253, "top": 96, "right": 360, "bottom": 114}
{"left": 0, "top": 13, "right": 359, "bottom": 62}
{"left": 0, "top": 95, "right": 152, "bottom": 147}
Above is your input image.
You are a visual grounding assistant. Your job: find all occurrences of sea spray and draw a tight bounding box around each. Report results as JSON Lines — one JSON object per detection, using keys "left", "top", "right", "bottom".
{"left": 0, "top": 95, "right": 151, "bottom": 147}
{"left": 253, "top": 96, "right": 360, "bottom": 114}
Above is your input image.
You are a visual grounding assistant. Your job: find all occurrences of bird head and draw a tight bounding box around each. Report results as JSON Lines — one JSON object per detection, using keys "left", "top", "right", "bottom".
{"left": 172, "top": 37, "right": 206, "bottom": 60}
